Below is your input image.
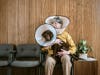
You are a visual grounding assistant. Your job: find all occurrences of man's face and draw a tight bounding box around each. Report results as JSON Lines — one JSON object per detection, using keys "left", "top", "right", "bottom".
{"left": 52, "top": 22, "right": 62, "bottom": 29}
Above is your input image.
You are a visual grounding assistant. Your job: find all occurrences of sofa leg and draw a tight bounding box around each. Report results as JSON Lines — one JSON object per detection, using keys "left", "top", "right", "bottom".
{"left": 38, "top": 67, "right": 41, "bottom": 75}
{"left": 7, "top": 66, "right": 12, "bottom": 75}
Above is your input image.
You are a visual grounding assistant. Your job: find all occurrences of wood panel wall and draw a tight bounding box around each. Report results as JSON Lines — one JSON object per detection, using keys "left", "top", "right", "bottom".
{"left": 0, "top": 0, "right": 100, "bottom": 75}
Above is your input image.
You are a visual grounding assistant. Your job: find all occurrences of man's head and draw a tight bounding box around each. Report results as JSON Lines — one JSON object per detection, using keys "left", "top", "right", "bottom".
{"left": 45, "top": 16, "right": 70, "bottom": 34}
{"left": 42, "top": 30, "right": 53, "bottom": 41}
{"left": 51, "top": 17, "right": 63, "bottom": 29}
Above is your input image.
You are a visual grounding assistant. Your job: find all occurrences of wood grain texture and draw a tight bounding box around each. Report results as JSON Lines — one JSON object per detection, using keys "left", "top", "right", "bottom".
{"left": 0, "top": 0, "right": 99, "bottom": 75}
{"left": 74, "top": 60, "right": 98, "bottom": 75}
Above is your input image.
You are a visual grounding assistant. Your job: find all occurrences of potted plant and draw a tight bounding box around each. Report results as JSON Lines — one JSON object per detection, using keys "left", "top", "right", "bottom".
{"left": 76, "top": 40, "right": 92, "bottom": 60}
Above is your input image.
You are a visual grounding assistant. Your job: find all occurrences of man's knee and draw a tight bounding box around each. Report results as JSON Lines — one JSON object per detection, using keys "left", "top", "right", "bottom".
{"left": 61, "top": 55, "right": 71, "bottom": 62}
{"left": 46, "top": 56, "right": 56, "bottom": 65}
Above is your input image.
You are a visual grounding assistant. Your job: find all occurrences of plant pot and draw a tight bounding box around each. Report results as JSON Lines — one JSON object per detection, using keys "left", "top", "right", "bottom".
{"left": 79, "top": 53, "right": 87, "bottom": 60}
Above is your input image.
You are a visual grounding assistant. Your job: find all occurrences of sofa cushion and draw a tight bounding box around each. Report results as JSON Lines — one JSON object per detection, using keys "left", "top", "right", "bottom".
{"left": 16, "top": 44, "right": 41, "bottom": 58}
{"left": 11, "top": 60, "right": 40, "bottom": 67}
{"left": 0, "top": 44, "right": 13, "bottom": 57}
{"left": 0, "top": 61, "right": 8, "bottom": 66}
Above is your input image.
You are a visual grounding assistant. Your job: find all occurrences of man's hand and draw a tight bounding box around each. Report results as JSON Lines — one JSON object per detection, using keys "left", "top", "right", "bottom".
{"left": 57, "top": 49, "right": 70, "bottom": 56}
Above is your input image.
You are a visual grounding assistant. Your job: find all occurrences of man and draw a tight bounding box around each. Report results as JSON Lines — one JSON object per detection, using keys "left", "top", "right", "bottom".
{"left": 42, "top": 16, "right": 76, "bottom": 75}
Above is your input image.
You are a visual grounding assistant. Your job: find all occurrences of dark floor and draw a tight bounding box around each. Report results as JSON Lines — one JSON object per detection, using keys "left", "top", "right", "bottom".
{"left": 0, "top": 65, "right": 63, "bottom": 75}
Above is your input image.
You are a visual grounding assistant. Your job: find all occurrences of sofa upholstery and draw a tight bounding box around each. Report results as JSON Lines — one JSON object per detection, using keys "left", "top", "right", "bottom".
{"left": 11, "top": 44, "right": 41, "bottom": 67}
{"left": 0, "top": 44, "right": 14, "bottom": 66}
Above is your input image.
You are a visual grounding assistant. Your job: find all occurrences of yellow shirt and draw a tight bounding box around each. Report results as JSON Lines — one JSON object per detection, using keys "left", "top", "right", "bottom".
{"left": 42, "top": 31, "right": 76, "bottom": 55}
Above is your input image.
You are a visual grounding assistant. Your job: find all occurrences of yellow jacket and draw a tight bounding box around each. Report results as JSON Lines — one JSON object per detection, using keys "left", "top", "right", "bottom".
{"left": 42, "top": 31, "right": 76, "bottom": 55}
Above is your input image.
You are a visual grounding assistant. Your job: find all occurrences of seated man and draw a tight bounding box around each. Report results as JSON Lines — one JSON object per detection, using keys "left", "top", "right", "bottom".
{"left": 41, "top": 16, "right": 76, "bottom": 75}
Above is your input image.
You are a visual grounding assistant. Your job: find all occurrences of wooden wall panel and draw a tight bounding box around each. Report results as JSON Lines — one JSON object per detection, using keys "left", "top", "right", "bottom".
{"left": 0, "top": 0, "right": 99, "bottom": 74}
{"left": 7, "top": 0, "right": 18, "bottom": 44}
{"left": 0, "top": 0, "right": 8, "bottom": 43}
{"left": 96, "top": 0, "right": 100, "bottom": 73}
{"left": 68, "top": 0, "right": 77, "bottom": 41}
{"left": 17, "top": 0, "right": 30, "bottom": 44}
